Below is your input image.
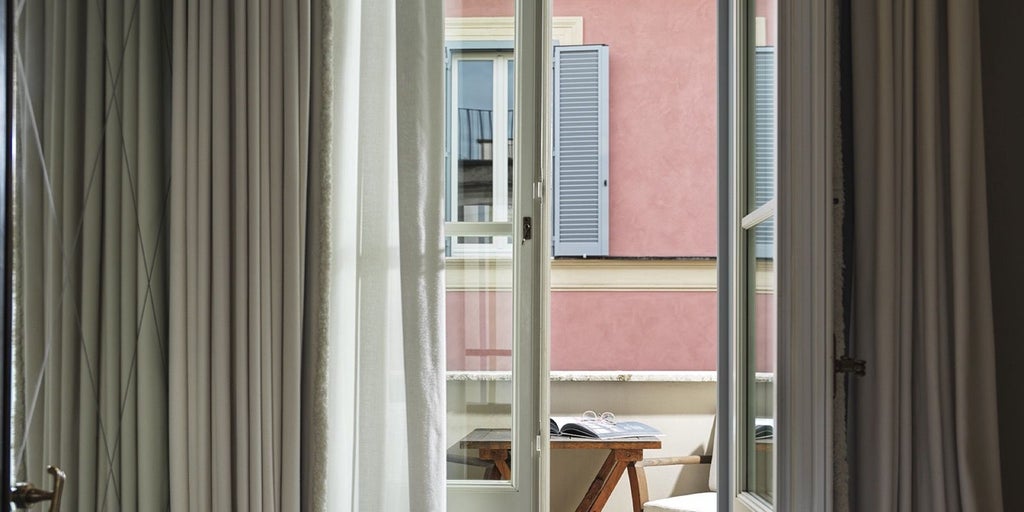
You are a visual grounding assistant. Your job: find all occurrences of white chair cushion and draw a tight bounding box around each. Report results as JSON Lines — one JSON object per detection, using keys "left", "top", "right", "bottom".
{"left": 644, "top": 492, "right": 717, "bottom": 512}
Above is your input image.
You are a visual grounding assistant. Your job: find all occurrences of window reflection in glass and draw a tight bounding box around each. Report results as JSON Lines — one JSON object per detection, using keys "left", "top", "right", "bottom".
{"left": 444, "top": 0, "right": 516, "bottom": 484}
{"left": 450, "top": 54, "right": 514, "bottom": 249}
{"left": 455, "top": 58, "right": 497, "bottom": 244}
{"left": 745, "top": 0, "right": 777, "bottom": 503}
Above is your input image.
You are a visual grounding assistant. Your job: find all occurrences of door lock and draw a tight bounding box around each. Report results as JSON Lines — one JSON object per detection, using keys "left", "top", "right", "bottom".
{"left": 11, "top": 465, "right": 65, "bottom": 511}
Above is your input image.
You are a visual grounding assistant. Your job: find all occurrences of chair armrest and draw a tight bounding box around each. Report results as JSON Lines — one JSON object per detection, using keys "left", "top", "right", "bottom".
{"left": 446, "top": 453, "right": 494, "bottom": 468}
{"left": 629, "top": 455, "right": 712, "bottom": 512}
{"left": 636, "top": 454, "right": 712, "bottom": 468}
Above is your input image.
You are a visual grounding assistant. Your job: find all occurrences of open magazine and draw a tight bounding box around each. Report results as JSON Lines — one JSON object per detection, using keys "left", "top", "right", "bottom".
{"left": 755, "top": 417, "right": 774, "bottom": 441}
{"left": 550, "top": 416, "right": 663, "bottom": 440}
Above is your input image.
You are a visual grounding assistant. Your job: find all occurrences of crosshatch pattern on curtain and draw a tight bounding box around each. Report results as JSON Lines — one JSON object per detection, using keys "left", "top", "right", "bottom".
{"left": 11, "top": 1, "right": 171, "bottom": 510}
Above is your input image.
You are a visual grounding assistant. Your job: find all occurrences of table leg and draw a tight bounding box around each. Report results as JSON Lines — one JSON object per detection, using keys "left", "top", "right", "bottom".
{"left": 576, "top": 449, "right": 643, "bottom": 512}
{"left": 627, "top": 462, "right": 648, "bottom": 512}
{"left": 478, "top": 449, "right": 511, "bottom": 480}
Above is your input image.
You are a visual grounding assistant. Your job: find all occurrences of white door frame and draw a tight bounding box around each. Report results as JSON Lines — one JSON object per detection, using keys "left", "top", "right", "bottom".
{"left": 718, "top": 0, "right": 835, "bottom": 510}
{"left": 446, "top": 0, "right": 551, "bottom": 510}
{"left": 774, "top": 0, "right": 835, "bottom": 508}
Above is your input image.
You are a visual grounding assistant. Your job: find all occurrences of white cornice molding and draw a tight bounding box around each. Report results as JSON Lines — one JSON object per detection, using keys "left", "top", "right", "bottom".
{"left": 443, "top": 258, "right": 774, "bottom": 293}
{"left": 444, "top": 258, "right": 727, "bottom": 292}
{"left": 551, "top": 259, "right": 717, "bottom": 291}
{"left": 445, "top": 16, "right": 583, "bottom": 46}
{"left": 446, "top": 370, "right": 719, "bottom": 382}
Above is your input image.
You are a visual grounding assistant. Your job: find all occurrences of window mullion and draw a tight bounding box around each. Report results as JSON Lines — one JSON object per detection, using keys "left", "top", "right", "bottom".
{"left": 493, "top": 56, "right": 509, "bottom": 220}
{"left": 493, "top": 56, "right": 511, "bottom": 250}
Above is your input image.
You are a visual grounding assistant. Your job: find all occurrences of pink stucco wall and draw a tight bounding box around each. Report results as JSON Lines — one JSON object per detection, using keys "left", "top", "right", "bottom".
{"left": 446, "top": 289, "right": 775, "bottom": 372}
{"left": 551, "top": 291, "right": 717, "bottom": 370}
{"left": 559, "top": 0, "right": 718, "bottom": 257}
{"left": 444, "top": 1, "right": 740, "bottom": 372}
{"left": 448, "top": 0, "right": 719, "bottom": 257}
{"left": 447, "top": 291, "right": 514, "bottom": 371}
{"left": 754, "top": 292, "right": 776, "bottom": 372}
{"left": 756, "top": 0, "right": 778, "bottom": 47}
{"left": 446, "top": 0, "right": 513, "bottom": 17}
{"left": 446, "top": 290, "right": 719, "bottom": 371}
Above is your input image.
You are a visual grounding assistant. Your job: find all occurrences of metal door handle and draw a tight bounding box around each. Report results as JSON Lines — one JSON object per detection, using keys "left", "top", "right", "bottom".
{"left": 10, "top": 465, "right": 65, "bottom": 511}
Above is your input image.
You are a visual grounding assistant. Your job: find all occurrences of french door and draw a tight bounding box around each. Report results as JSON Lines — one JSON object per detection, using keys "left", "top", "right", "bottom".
{"left": 722, "top": 0, "right": 836, "bottom": 510}
{"left": 444, "top": 0, "right": 549, "bottom": 511}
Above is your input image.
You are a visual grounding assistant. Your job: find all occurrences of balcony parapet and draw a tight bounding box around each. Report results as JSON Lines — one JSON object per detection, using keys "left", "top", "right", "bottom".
{"left": 446, "top": 370, "right": 775, "bottom": 383}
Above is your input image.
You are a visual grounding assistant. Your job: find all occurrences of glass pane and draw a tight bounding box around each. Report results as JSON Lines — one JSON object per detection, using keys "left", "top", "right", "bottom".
{"left": 507, "top": 59, "right": 514, "bottom": 222}
{"left": 744, "top": 0, "right": 776, "bottom": 502}
{"left": 746, "top": 218, "right": 775, "bottom": 502}
{"left": 507, "top": 60, "right": 515, "bottom": 128}
{"left": 747, "top": 0, "right": 776, "bottom": 214}
{"left": 445, "top": 0, "right": 516, "bottom": 484}
{"left": 457, "top": 58, "right": 496, "bottom": 244}
{"left": 457, "top": 60, "right": 495, "bottom": 165}
{"left": 450, "top": 55, "right": 515, "bottom": 250}
{"left": 444, "top": 237, "right": 515, "bottom": 480}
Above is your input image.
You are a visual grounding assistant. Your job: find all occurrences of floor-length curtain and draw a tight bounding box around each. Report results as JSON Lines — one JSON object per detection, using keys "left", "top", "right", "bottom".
{"left": 848, "top": 0, "right": 1003, "bottom": 510}
{"left": 167, "top": 1, "right": 325, "bottom": 510}
{"left": 12, "top": 1, "right": 170, "bottom": 510}
{"left": 320, "top": 0, "right": 446, "bottom": 510}
{"left": 12, "top": 2, "right": 169, "bottom": 509}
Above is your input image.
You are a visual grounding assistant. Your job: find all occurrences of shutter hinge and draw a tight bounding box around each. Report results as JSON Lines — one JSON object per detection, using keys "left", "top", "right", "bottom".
{"left": 835, "top": 356, "right": 866, "bottom": 376}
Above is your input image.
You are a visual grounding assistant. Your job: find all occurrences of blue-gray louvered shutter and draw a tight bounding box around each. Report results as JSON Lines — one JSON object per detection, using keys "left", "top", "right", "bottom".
{"left": 553, "top": 45, "right": 609, "bottom": 257}
{"left": 754, "top": 47, "right": 775, "bottom": 258}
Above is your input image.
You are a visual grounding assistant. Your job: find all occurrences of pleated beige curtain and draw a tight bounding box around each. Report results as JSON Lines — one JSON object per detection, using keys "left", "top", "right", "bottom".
{"left": 848, "top": 0, "right": 1004, "bottom": 510}
{"left": 167, "top": 0, "right": 328, "bottom": 510}
{"left": 12, "top": 0, "right": 170, "bottom": 510}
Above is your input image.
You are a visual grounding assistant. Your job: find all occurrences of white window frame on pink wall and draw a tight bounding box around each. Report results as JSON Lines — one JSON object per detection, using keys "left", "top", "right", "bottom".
{"left": 448, "top": 51, "right": 516, "bottom": 257}
{"left": 445, "top": 2, "right": 551, "bottom": 511}
{"left": 443, "top": 17, "right": 582, "bottom": 261}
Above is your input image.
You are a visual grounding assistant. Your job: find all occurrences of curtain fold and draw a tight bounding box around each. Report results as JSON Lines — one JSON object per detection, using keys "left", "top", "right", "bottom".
{"left": 848, "top": 0, "right": 1003, "bottom": 510}
{"left": 321, "top": 0, "right": 446, "bottom": 510}
{"left": 12, "top": 0, "right": 443, "bottom": 509}
{"left": 168, "top": 0, "right": 323, "bottom": 510}
{"left": 12, "top": 1, "right": 171, "bottom": 510}
{"left": 395, "top": 0, "right": 448, "bottom": 509}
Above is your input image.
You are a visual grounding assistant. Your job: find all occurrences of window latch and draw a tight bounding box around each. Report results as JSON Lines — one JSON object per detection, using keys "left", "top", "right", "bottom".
{"left": 835, "top": 356, "right": 866, "bottom": 376}
{"left": 522, "top": 216, "right": 533, "bottom": 243}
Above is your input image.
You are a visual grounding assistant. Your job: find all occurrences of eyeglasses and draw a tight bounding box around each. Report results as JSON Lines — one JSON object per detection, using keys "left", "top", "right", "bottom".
{"left": 582, "top": 410, "right": 616, "bottom": 424}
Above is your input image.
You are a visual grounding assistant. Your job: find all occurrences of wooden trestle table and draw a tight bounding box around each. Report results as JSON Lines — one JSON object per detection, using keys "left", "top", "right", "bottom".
{"left": 458, "top": 427, "right": 662, "bottom": 512}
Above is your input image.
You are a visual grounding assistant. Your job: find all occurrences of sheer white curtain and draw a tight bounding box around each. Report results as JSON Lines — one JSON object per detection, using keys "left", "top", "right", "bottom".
{"left": 319, "top": 0, "right": 446, "bottom": 511}
{"left": 848, "top": 0, "right": 1004, "bottom": 510}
